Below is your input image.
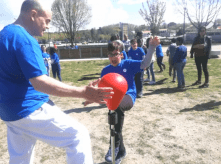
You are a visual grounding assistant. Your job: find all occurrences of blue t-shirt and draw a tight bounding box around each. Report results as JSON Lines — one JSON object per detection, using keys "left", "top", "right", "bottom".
{"left": 128, "top": 47, "right": 145, "bottom": 60}
{"left": 122, "top": 51, "right": 128, "bottom": 60}
{"left": 101, "top": 60, "right": 142, "bottom": 104}
{"left": 156, "top": 44, "right": 164, "bottom": 58}
{"left": 173, "top": 45, "right": 187, "bottom": 65}
{"left": 0, "top": 24, "right": 49, "bottom": 121}
{"left": 50, "top": 53, "right": 60, "bottom": 64}
{"left": 42, "top": 52, "right": 50, "bottom": 67}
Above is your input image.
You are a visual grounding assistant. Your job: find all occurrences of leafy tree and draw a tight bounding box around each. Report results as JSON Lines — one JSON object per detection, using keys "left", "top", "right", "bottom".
{"left": 51, "top": 0, "right": 92, "bottom": 46}
{"left": 139, "top": 0, "right": 166, "bottom": 36}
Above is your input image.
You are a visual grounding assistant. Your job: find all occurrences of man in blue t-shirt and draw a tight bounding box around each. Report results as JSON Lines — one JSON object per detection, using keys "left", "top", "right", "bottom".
{"left": 85, "top": 38, "right": 160, "bottom": 164}
{"left": 128, "top": 38, "right": 145, "bottom": 98}
{"left": 0, "top": 1, "right": 113, "bottom": 163}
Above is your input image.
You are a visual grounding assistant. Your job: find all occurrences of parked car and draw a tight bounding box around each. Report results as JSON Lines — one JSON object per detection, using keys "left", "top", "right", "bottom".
{"left": 82, "top": 41, "right": 88, "bottom": 45}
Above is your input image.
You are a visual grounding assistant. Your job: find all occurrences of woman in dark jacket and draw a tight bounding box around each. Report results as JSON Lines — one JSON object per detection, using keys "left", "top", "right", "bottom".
{"left": 190, "top": 26, "right": 211, "bottom": 88}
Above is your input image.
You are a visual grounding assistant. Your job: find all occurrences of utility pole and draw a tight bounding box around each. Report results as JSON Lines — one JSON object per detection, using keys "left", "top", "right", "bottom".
{"left": 183, "top": 7, "right": 186, "bottom": 42}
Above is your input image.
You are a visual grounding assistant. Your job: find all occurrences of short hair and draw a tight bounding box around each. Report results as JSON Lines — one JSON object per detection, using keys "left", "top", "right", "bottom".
{"left": 108, "top": 40, "right": 124, "bottom": 52}
{"left": 176, "top": 37, "right": 184, "bottom": 44}
{"left": 110, "top": 35, "right": 118, "bottom": 42}
{"left": 49, "top": 47, "right": 56, "bottom": 55}
{"left": 130, "top": 38, "right": 137, "bottom": 44}
{"left": 171, "top": 38, "right": 176, "bottom": 43}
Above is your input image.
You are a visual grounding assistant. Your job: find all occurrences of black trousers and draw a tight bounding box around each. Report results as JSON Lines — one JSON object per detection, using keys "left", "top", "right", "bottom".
{"left": 108, "top": 95, "right": 133, "bottom": 154}
{"left": 134, "top": 71, "right": 144, "bottom": 96}
{"left": 157, "top": 56, "right": 165, "bottom": 71}
{"left": 194, "top": 56, "right": 209, "bottom": 83}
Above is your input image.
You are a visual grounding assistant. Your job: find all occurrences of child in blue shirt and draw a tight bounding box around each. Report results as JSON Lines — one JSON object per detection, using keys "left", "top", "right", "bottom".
{"left": 128, "top": 39, "right": 145, "bottom": 98}
{"left": 50, "top": 47, "right": 62, "bottom": 81}
{"left": 100, "top": 37, "right": 160, "bottom": 163}
{"left": 41, "top": 45, "right": 51, "bottom": 76}
{"left": 172, "top": 37, "right": 187, "bottom": 89}
{"left": 156, "top": 43, "right": 166, "bottom": 72}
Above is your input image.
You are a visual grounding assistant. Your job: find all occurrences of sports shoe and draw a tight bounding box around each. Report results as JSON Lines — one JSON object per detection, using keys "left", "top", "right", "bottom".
{"left": 144, "top": 78, "right": 150, "bottom": 82}
{"left": 163, "top": 64, "right": 166, "bottom": 70}
{"left": 148, "top": 81, "right": 156, "bottom": 85}
{"left": 115, "top": 150, "right": 127, "bottom": 164}
{"left": 199, "top": 83, "right": 209, "bottom": 88}
{"left": 192, "top": 81, "right": 201, "bottom": 86}
{"left": 105, "top": 146, "right": 119, "bottom": 163}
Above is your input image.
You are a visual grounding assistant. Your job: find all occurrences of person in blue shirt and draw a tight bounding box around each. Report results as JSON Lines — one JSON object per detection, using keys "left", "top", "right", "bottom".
{"left": 128, "top": 38, "right": 145, "bottom": 98}
{"left": 41, "top": 45, "right": 50, "bottom": 76}
{"left": 50, "top": 47, "right": 62, "bottom": 81}
{"left": 94, "top": 37, "right": 160, "bottom": 164}
{"left": 172, "top": 37, "right": 187, "bottom": 89}
{"left": 166, "top": 38, "right": 177, "bottom": 82}
{"left": 0, "top": 1, "right": 113, "bottom": 163}
{"left": 156, "top": 43, "right": 166, "bottom": 72}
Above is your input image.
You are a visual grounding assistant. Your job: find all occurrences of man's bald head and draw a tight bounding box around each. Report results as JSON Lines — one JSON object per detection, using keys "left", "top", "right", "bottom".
{"left": 15, "top": 0, "right": 52, "bottom": 36}
{"left": 21, "top": 0, "right": 51, "bottom": 14}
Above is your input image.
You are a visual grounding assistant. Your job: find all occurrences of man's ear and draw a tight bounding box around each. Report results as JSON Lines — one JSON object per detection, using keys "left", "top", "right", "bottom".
{"left": 30, "top": 10, "right": 37, "bottom": 21}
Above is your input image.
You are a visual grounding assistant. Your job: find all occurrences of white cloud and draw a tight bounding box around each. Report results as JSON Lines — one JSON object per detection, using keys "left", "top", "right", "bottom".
{"left": 118, "top": 0, "right": 146, "bottom": 5}
{"left": 86, "top": 0, "right": 129, "bottom": 29}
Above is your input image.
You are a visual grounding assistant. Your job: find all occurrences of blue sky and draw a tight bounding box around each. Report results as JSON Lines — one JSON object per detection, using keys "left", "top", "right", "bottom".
{"left": 0, "top": 0, "right": 218, "bottom": 31}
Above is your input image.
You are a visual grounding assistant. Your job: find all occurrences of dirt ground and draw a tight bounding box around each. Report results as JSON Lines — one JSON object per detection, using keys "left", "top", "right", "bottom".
{"left": 1, "top": 87, "right": 221, "bottom": 164}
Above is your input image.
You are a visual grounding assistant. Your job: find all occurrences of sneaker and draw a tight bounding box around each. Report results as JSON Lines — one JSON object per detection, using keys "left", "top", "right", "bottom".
{"left": 163, "top": 64, "right": 166, "bottom": 70}
{"left": 137, "top": 93, "right": 143, "bottom": 98}
{"left": 172, "top": 80, "right": 176, "bottom": 83}
{"left": 199, "top": 83, "right": 209, "bottom": 88}
{"left": 144, "top": 78, "right": 150, "bottom": 82}
{"left": 105, "top": 146, "right": 119, "bottom": 163}
{"left": 192, "top": 81, "right": 201, "bottom": 86}
{"left": 115, "top": 150, "right": 127, "bottom": 164}
{"left": 148, "top": 81, "right": 156, "bottom": 85}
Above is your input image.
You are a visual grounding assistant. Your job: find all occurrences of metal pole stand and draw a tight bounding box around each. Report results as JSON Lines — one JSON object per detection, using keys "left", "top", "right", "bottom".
{"left": 108, "top": 110, "right": 118, "bottom": 164}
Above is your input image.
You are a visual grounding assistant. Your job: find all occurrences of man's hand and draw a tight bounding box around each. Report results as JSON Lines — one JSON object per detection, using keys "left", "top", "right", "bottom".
{"left": 149, "top": 36, "right": 160, "bottom": 47}
{"left": 83, "top": 78, "right": 114, "bottom": 106}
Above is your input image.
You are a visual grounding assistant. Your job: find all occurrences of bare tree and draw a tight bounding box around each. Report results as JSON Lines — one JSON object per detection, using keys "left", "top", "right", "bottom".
{"left": 51, "top": 0, "right": 92, "bottom": 46}
{"left": 139, "top": 0, "right": 166, "bottom": 36}
{"left": 175, "top": 0, "right": 221, "bottom": 30}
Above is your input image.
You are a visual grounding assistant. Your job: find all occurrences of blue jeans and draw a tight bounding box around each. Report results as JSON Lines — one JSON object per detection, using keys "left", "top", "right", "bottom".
{"left": 146, "top": 62, "right": 155, "bottom": 81}
{"left": 174, "top": 61, "right": 186, "bottom": 87}
{"left": 52, "top": 63, "right": 62, "bottom": 81}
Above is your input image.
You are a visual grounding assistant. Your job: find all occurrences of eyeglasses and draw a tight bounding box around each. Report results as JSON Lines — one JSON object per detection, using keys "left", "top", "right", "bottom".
{"left": 108, "top": 52, "right": 121, "bottom": 57}
{"left": 200, "top": 30, "right": 206, "bottom": 32}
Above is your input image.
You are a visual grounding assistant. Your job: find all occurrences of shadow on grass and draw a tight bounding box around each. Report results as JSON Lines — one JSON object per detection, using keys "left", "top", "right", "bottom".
{"left": 144, "top": 87, "right": 186, "bottom": 96}
{"left": 180, "top": 100, "right": 221, "bottom": 112}
{"left": 143, "top": 78, "right": 168, "bottom": 86}
{"left": 64, "top": 105, "right": 106, "bottom": 114}
{"left": 78, "top": 73, "right": 101, "bottom": 81}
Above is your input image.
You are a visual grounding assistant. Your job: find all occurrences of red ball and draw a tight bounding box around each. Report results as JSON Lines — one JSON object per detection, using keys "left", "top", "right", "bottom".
{"left": 98, "top": 73, "right": 128, "bottom": 110}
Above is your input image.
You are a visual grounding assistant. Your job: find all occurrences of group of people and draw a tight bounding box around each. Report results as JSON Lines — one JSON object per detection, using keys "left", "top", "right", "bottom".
{"left": 41, "top": 45, "right": 62, "bottom": 81}
{"left": 0, "top": 1, "right": 212, "bottom": 164}
{"left": 166, "top": 26, "right": 211, "bottom": 89}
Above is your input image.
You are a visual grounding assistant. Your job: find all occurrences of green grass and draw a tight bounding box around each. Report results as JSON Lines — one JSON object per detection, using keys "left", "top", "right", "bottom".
{"left": 58, "top": 56, "right": 221, "bottom": 114}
